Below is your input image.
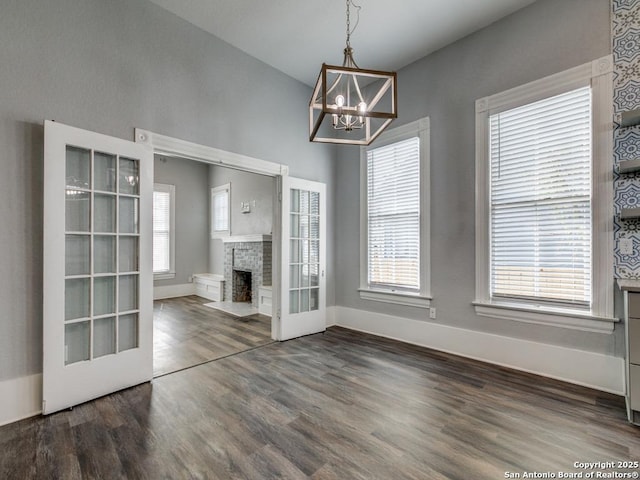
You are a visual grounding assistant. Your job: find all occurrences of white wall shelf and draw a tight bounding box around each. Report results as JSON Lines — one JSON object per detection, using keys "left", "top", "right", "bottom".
{"left": 621, "top": 108, "right": 640, "bottom": 128}
{"left": 621, "top": 207, "right": 640, "bottom": 220}
{"left": 619, "top": 159, "right": 640, "bottom": 174}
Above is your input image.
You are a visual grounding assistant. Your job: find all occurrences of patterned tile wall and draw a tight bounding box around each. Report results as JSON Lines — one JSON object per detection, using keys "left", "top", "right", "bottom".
{"left": 224, "top": 241, "right": 272, "bottom": 307}
{"left": 613, "top": 0, "right": 640, "bottom": 278}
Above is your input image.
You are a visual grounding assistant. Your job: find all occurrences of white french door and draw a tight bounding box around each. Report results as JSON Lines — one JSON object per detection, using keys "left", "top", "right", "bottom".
{"left": 278, "top": 176, "right": 327, "bottom": 340}
{"left": 43, "top": 121, "right": 153, "bottom": 414}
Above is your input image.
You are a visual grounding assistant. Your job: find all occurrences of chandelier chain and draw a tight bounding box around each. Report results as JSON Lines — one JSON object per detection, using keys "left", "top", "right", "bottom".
{"left": 345, "top": 0, "right": 361, "bottom": 48}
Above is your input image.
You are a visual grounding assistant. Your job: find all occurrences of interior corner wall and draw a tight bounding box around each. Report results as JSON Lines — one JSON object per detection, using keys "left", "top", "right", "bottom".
{"left": 0, "top": 0, "right": 336, "bottom": 407}
{"left": 154, "top": 155, "right": 209, "bottom": 286}
{"left": 334, "top": 0, "right": 622, "bottom": 380}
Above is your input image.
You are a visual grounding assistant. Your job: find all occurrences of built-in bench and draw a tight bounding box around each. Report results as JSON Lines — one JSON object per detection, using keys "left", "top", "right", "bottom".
{"left": 193, "top": 273, "right": 225, "bottom": 302}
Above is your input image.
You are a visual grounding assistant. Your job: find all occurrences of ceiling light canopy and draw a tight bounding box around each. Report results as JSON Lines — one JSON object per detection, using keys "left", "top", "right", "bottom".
{"left": 309, "top": 0, "right": 397, "bottom": 146}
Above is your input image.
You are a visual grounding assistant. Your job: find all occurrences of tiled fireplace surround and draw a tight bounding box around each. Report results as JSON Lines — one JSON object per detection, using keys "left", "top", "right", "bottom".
{"left": 224, "top": 238, "right": 272, "bottom": 308}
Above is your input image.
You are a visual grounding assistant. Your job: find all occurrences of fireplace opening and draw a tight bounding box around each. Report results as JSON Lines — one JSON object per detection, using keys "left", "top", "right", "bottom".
{"left": 232, "top": 269, "right": 252, "bottom": 303}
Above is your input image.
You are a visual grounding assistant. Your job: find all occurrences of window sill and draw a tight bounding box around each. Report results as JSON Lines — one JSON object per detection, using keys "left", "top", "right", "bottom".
{"left": 359, "top": 288, "right": 431, "bottom": 308}
{"left": 154, "top": 272, "right": 176, "bottom": 281}
{"left": 472, "top": 300, "right": 618, "bottom": 334}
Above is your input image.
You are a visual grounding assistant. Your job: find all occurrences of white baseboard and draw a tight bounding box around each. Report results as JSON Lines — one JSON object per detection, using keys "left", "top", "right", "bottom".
{"left": 153, "top": 283, "right": 195, "bottom": 300}
{"left": 0, "top": 374, "right": 42, "bottom": 427}
{"left": 326, "top": 306, "right": 337, "bottom": 328}
{"left": 334, "top": 306, "right": 625, "bottom": 395}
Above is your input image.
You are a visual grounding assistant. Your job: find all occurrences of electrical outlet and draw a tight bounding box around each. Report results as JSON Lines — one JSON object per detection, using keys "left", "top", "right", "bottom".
{"left": 429, "top": 307, "right": 436, "bottom": 319}
{"left": 620, "top": 238, "right": 634, "bottom": 256}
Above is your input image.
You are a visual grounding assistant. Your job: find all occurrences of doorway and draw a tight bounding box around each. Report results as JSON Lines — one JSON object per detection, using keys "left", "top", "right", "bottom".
{"left": 152, "top": 153, "right": 277, "bottom": 376}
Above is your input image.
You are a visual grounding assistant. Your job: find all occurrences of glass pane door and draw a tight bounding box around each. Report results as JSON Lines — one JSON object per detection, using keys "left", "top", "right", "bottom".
{"left": 279, "top": 176, "right": 326, "bottom": 341}
{"left": 289, "top": 189, "right": 321, "bottom": 314}
{"left": 63, "top": 146, "right": 141, "bottom": 365}
{"left": 44, "top": 120, "right": 152, "bottom": 415}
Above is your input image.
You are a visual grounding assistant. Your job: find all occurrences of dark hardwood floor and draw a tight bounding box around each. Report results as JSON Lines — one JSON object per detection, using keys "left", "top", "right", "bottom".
{"left": 2, "top": 327, "right": 640, "bottom": 479}
{"left": 154, "top": 295, "right": 273, "bottom": 376}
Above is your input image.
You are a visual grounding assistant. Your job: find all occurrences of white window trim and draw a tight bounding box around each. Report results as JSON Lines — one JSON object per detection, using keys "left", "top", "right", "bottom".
{"left": 153, "top": 183, "right": 176, "bottom": 280}
{"left": 359, "top": 117, "right": 431, "bottom": 308}
{"left": 210, "top": 183, "right": 231, "bottom": 239}
{"left": 474, "top": 55, "right": 617, "bottom": 333}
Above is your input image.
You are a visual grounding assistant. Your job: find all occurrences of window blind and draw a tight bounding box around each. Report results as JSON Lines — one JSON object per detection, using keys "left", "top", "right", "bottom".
{"left": 212, "top": 189, "right": 229, "bottom": 232}
{"left": 367, "top": 137, "right": 420, "bottom": 291}
{"left": 153, "top": 190, "right": 171, "bottom": 273}
{"left": 489, "top": 86, "right": 592, "bottom": 306}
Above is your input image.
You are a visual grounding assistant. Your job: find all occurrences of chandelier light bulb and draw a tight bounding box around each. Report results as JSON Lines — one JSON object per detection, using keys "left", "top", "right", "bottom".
{"left": 335, "top": 95, "right": 345, "bottom": 107}
{"left": 358, "top": 101, "right": 367, "bottom": 113}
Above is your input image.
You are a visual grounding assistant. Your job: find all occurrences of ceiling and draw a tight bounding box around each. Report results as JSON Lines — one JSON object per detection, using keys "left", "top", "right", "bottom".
{"left": 148, "top": 0, "right": 538, "bottom": 87}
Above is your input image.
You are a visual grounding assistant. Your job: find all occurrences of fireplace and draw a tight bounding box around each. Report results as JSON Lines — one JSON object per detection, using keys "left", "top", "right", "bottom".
{"left": 232, "top": 269, "right": 252, "bottom": 303}
{"left": 223, "top": 236, "right": 272, "bottom": 308}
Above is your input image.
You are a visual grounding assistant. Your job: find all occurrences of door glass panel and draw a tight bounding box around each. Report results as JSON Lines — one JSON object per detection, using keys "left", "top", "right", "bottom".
{"left": 94, "top": 152, "right": 116, "bottom": 192}
{"left": 309, "top": 264, "right": 319, "bottom": 287}
{"left": 119, "top": 274, "right": 138, "bottom": 312}
{"left": 119, "top": 197, "right": 139, "bottom": 234}
{"left": 301, "top": 240, "right": 309, "bottom": 264}
{"left": 310, "top": 288, "right": 319, "bottom": 311}
{"left": 299, "top": 190, "right": 309, "bottom": 214}
{"left": 290, "top": 264, "right": 300, "bottom": 289}
{"left": 94, "top": 276, "right": 116, "bottom": 316}
{"left": 119, "top": 157, "right": 140, "bottom": 195}
{"left": 94, "top": 194, "right": 116, "bottom": 233}
{"left": 65, "top": 321, "right": 90, "bottom": 365}
{"left": 289, "top": 290, "right": 299, "bottom": 314}
{"left": 290, "top": 214, "right": 299, "bottom": 238}
{"left": 290, "top": 240, "right": 301, "bottom": 263}
{"left": 65, "top": 278, "right": 90, "bottom": 320}
{"left": 300, "top": 289, "right": 310, "bottom": 312}
{"left": 310, "top": 240, "right": 319, "bottom": 264}
{"left": 310, "top": 192, "right": 319, "bottom": 215}
{"left": 94, "top": 236, "right": 116, "bottom": 273}
{"left": 119, "top": 236, "right": 139, "bottom": 272}
{"left": 65, "top": 235, "right": 90, "bottom": 276}
{"left": 94, "top": 317, "right": 116, "bottom": 358}
{"left": 310, "top": 216, "right": 319, "bottom": 240}
{"left": 300, "top": 215, "right": 309, "bottom": 238}
{"left": 290, "top": 189, "right": 300, "bottom": 213}
{"left": 118, "top": 314, "right": 138, "bottom": 351}
{"left": 301, "top": 264, "right": 310, "bottom": 287}
{"left": 65, "top": 192, "right": 90, "bottom": 232}
{"left": 66, "top": 146, "right": 90, "bottom": 189}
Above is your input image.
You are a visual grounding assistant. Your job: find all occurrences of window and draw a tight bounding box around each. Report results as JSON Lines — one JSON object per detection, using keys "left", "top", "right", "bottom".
{"left": 211, "top": 184, "right": 230, "bottom": 238}
{"left": 359, "top": 118, "right": 431, "bottom": 308}
{"left": 474, "top": 56, "right": 615, "bottom": 332}
{"left": 153, "top": 183, "right": 175, "bottom": 279}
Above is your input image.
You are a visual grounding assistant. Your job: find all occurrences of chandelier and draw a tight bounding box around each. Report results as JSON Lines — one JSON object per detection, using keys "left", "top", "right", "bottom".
{"left": 309, "top": 0, "right": 397, "bottom": 145}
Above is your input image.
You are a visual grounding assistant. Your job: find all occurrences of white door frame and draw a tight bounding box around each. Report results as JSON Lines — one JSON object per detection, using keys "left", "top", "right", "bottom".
{"left": 134, "top": 129, "right": 289, "bottom": 340}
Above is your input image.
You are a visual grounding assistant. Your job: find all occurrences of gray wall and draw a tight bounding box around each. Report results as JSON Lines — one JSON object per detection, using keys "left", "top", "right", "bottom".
{"left": 335, "top": 0, "right": 620, "bottom": 355}
{"left": 0, "top": 0, "right": 335, "bottom": 383}
{"left": 208, "top": 165, "right": 275, "bottom": 275}
{"left": 154, "top": 156, "right": 209, "bottom": 285}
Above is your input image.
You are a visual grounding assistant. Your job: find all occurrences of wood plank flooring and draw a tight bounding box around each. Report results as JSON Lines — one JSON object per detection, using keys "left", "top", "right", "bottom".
{"left": 154, "top": 295, "right": 272, "bottom": 376}
{"left": 2, "top": 327, "right": 640, "bottom": 479}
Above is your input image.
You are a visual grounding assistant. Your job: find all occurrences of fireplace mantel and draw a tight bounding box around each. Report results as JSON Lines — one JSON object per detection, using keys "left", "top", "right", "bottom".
{"left": 221, "top": 234, "right": 272, "bottom": 244}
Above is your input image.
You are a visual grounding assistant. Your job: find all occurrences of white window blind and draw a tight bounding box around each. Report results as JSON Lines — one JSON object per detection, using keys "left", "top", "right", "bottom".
{"left": 212, "top": 189, "right": 229, "bottom": 232}
{"left": 489, "top": 86, "right": 592, "bottom": 307}
{"left": 367, "top": 137, "right": 420, "bottom": 291}
{"left": 153, "top": 189, "right": 171, "bottom": 273}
